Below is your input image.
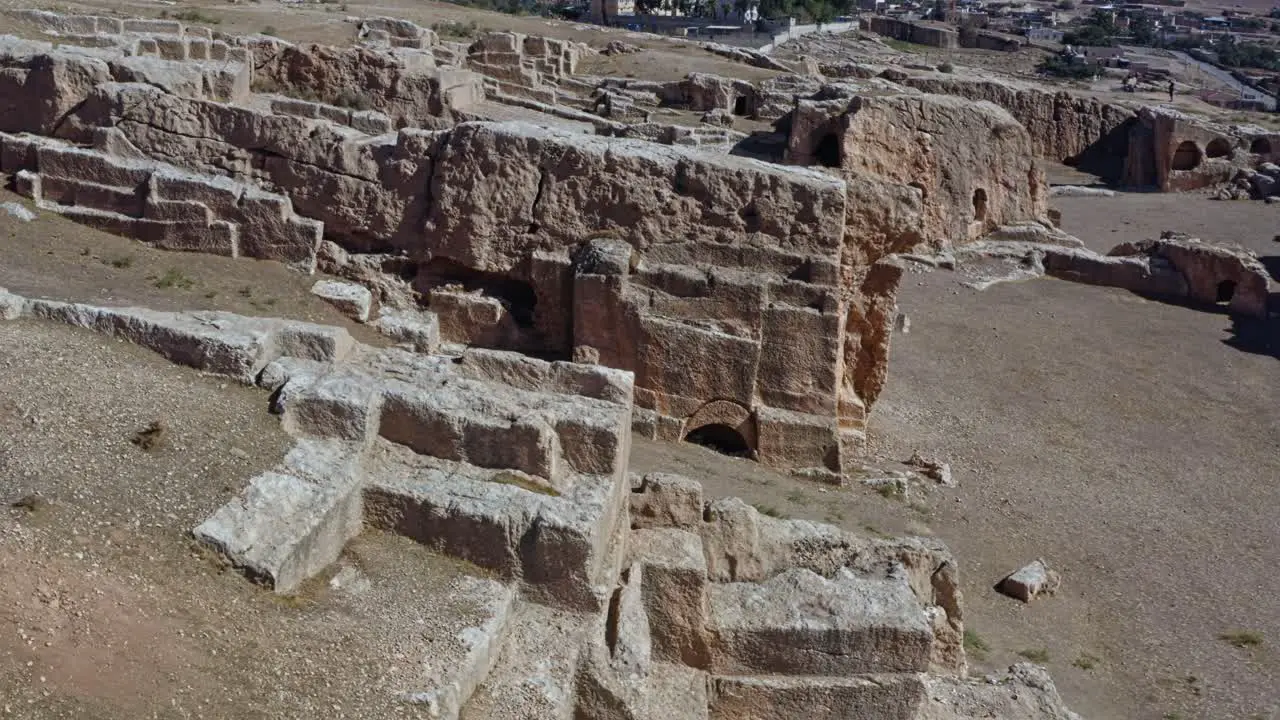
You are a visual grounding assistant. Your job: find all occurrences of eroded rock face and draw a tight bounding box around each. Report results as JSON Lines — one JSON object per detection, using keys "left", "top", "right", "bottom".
{"left": 888, "top": 71, "right": 1135, "bottom": 171}
{"left": 0, "top": 23, "right": 1060, "bottom": 477}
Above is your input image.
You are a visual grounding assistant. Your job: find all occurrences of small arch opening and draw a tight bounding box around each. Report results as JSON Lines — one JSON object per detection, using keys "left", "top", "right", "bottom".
{"left": 1251, "top": 137, "right": 1272, "bottom": 155}
{"left": 1205, "top": 138, "right": 1232, "bottom": 159}
{"left": 972, "top": 188, "right": 988, "bottom": 222}
{"left": 685, "top": 424, "right": 751, "bottom": 458}
{"left": 732, "top": 95, "right": 748, "bottom": 116}
{"left": 1171, "top": 140, "right": 1202, "bottom": 171}
{"left": 814, "top": 133, "right": 842, "bottom": 168}
{"left": 1216, "top": 279, "right": 1236, "bottom": 304}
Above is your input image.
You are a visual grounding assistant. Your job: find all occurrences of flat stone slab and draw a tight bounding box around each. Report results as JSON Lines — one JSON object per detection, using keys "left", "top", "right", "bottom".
{"left": 311, "top": 279, "right": 373, "bottom": 322}
{"left": 708, "top": 673, "right": 926, "bottom": 720}
{"left": 707, "top": 567, "right": 934, "bottom": 676}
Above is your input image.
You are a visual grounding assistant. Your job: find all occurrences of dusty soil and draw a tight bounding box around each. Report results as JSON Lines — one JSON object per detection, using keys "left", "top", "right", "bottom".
{"left": 0, "top": 319, "right": 506, "bottom": 719}
{"left": 0, "top": 190, "right": 386, "bottom": 345}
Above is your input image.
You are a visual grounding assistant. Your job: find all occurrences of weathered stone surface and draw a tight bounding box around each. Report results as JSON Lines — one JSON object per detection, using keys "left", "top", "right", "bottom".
{"left": 629, "top": 528, "right": 711, "bottom": 667}
{"left": 192, "top": 439, "right": 364, "bottom": 593}
{"left": 0, "top": 287, "right": 26, "bottom": 319}
{"left": 462, "top": 602, "right": 591, "bottom": 719}
{"left": 396, "top": 575, "right": 517, "bottom": 720}
{"left": 708, "top": 673, "right": 926, "bottom": 720}
{"left": 629, "top": 472, "right": 704, "bottom": 530}
{"left": 0, "top": 201, "right": 34, "bottom": 221}
{"left": 1109, "top": 235, "right": 1270, "bottom": 317}
{"left": 997, "top": 559, "right": 1061, "bottom": 603}
{"left": 919, "top": 664, "right": 1082, "bottom": 719}
{"left": 706, "top": 567, "right": 934, "bottom": 675}
{"left": 890, "top": 71, "right": 1134, "bottom": 172}
{"left": 374, "top": 308, "right": 440, "bottom": 353}
{"left": 311, "top": 279, "right": 374, "bottom": 322}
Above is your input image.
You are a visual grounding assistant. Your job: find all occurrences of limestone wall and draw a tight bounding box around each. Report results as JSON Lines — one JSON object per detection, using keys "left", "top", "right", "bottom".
{"left": 864, "top": 16, "right": 959, "bottom": 49}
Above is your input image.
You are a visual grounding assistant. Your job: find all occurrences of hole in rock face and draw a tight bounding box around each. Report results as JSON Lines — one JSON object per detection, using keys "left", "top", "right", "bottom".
{"left": 1205, "top": 138, "right": 1232, "bottom": 159}
{"left": 733, "top": 95, "right": 748, "bottom": 116}
{"left": 1250, "top": 137, "right": 1272, "bottom": 155}
{"left": 684, "top": 424, "right": 751, "bottom": 458}
{"left": 972, "top": 188, "right": 988, "bottom": 222}
{"left": 1171, "top": 140, "right": 1202, "bottom": 171}
{"left": 815, "top": 133, "right": 842, "bottom": 168}
{"left": 1216, "top": 279, "right": 1236, "bottom": 304}
{"left": 422, "top": 257, "right": 538, "bottom": 328}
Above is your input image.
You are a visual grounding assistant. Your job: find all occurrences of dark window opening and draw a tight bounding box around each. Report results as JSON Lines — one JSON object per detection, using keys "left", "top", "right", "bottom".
{"left": 788, "top": 261, "right": 813, "bottom": 282}
{"left": 1171, "top": 140, "right": 1202, "bottom": 171}
{"left": 1205, "top": 138, "right": 1232, "bottom": 159}
{"left": 381, "top": 257, "right": 418, "bottom": 282}
{"left": 814, "top": 133, "right": 841, "bottom": 168}
{"left": 421, "top": 257, "right": 538, "bottom": 328}
{"left": 685, "top": 424, "right": 751, "bottom": 458}
{"left": 972, "top": 188, "right": 988, "bottom": 222}
{"left": 1216, "top": 279, "right": 1236, "bottom": 304}
{"left": 732, "top": 95, "right": 748, "bottom": 116}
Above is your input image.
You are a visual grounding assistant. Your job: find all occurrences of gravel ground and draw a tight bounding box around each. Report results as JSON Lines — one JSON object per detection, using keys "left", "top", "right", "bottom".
{"left": 0, "top": 320, "right": 500, "bottom": 719}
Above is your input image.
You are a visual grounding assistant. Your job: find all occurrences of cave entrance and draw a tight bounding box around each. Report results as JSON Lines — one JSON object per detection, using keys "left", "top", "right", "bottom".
{"left": 421, "top": 257, "right": 538, "bottom": 328}
{"left": 1251, "top": 137, "right": 1272, "bottom": 155}
{"left": 814, "top": 133, "right": 842, "bottom": 168}
{"left": 685, "top": 424, "right": 751, "bottom": 458}
{"left": 1171, "top": 141, "right": 1202, "bottom": 171}
{"left": 972, "top": 188, "right": 988, "bottom": 222}
{"left": 1216, "top": 279, "right": 1236, "bottom": 304}
{"left": 733, "top": 95, "right": 748, "bottom": 116}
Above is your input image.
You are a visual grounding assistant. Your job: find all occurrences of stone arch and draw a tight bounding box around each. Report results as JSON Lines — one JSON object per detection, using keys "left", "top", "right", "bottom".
{"left": 1171, "top": 140, "right": 1202, "bottom": 171}
{"left": 683, "top": 399, "right": 756, "bottom": 458}
{"left": 1205, "top": 138, "right": 1232, "bottom": 159}
{"left": 972, "top": 188, "right": 988, "bottom": 222}
{"left": 1250, "top": 137, "right": 1272, "bottom": 155}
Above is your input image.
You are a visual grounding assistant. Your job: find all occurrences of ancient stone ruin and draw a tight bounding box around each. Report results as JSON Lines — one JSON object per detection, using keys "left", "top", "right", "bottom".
{"left": 0, "top": 10, "right": 1062, "bottom": 477}
{"left": 0, "top": 11, "right": 1114, "bottom": 717}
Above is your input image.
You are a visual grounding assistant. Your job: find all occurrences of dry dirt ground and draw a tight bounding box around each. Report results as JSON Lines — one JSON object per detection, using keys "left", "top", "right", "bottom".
{"left": 0, "top": 317, "right": 512, "bottom": 719}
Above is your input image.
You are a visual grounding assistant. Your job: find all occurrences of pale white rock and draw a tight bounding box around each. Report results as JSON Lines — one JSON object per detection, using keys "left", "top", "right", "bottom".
{"left": 997, "top": 559, "right": 1061, "bottom": 603}
{"left": 311, "top": 279, "right": 374, "bottom": 323}
{"left": 0, "top": 202, "right": 35, "bottom": 221}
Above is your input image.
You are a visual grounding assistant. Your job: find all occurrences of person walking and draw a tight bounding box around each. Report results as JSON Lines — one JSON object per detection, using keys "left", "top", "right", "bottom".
{"left": 1168, "top": 80, "right": 1175, "bottom": 102}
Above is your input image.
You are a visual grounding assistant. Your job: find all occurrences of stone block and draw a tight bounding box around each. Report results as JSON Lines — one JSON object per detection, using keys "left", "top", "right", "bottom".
{"left": 630, "top": 472, "right": 704, "bottom": 530}
{"left": 996, "top": 559, "right": 1060, "bottom": 603}
{"left": 706, "top": 567, "right": 934, "bottom": 676}
{"left": 707, "top": 674, "right": 926, "bottom": 720}
{"left": 282, "top": 369, "right": 384, "bottom": 443}
{"left": 311, "top": 279, "right": 374, "bottom": 322}
{"left": 629, "top": 528, "right": 711, "bottom": 667}
{"left": 192, "top": 441, "right": 364, "bottom": 593}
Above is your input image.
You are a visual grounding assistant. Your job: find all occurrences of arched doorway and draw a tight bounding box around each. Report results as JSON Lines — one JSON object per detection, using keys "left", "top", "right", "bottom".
{"left": 1171, "top": 141, "right": 1202, "bottom": 171}
{"left": 682, "top": 399, "right": 756, "bottom": 459}
{"left": 972, "top": 188, "right": 989, "bottom": 222}
{"left": 684, "top": 424, "right": 752, "bottom": 457}
{"left": 1205, "top": 138, "right": 1232, "bottom": 159}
